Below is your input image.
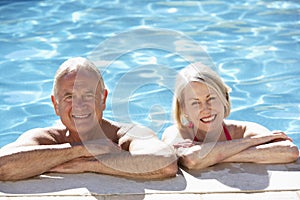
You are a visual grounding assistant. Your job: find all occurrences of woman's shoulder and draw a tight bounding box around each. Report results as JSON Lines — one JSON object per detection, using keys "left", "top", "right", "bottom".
{"left": 224, "top": 119, "right": 270, "bottom": 138}
{"left": 162, "top": 125, "right": 188, "bottom": 145}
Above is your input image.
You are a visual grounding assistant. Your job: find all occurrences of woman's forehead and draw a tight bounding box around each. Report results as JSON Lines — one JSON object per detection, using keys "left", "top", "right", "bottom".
{"left": 183, "top": 82, "right": 217, "bottom": 97}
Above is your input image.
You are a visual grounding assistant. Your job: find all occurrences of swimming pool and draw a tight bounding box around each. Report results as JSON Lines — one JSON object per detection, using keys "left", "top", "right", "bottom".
{"left": 0, "top": 0, "right": 299, "bottom": 148}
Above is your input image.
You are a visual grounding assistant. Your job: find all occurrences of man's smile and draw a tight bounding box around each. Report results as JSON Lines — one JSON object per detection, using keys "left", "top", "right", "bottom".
{"left": 72, "top": 113, "right": 92, "bottom": 119}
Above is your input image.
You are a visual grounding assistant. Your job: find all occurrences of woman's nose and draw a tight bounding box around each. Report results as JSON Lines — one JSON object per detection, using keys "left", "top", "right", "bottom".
{"left": 200, "top": 102, "right": 211, "bottom": 112}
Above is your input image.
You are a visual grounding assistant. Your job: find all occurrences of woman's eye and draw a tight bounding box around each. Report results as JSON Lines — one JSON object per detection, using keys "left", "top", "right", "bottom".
{"left": 208, "top": 97, "right": 216, "bottom": 101}
{"left": 191, "top": 101, "right": 200, "bottom": 106}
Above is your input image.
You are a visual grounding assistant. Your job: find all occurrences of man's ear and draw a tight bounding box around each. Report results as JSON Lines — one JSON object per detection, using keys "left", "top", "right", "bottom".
{"left": 51, "top": 95, "right": 60, "bottom": 116}
{"left": 101, "top": 89, "right": 108, "bottom": 110}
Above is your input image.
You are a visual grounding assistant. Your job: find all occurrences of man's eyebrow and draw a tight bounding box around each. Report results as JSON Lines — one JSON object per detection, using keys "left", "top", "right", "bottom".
{"left": 62, "top": 92, "right": 73, "bottom": 97}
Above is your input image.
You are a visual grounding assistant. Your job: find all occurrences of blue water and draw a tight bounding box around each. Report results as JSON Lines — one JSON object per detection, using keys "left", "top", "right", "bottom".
{"left": 0, "top": 0, "right": 299, "bottom": 148}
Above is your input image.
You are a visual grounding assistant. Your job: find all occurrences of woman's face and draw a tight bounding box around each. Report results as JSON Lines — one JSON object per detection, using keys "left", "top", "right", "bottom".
{"left": 182, "top": 81, "right": 225, "bottom": 133}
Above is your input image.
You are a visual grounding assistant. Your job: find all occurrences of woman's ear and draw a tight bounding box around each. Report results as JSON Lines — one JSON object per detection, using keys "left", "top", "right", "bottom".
{"left": 225, "top": 92, "right": 229, "bottom": 101}
{"left": 100, "top": 89, "right": 108, "bottom": 110}
{"left": 51, "top": 95, "right": 60, "bottom": 116}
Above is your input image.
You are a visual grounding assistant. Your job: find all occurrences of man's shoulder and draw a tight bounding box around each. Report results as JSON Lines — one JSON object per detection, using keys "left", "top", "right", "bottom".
{"left": 23, "top": 125, "right": 67, "bottom": 143}
{"left": 25, "top": 125, "right": 66, "bottom": 136}
{"left": 102, "top": 118, "right": 135, "bottom": 135}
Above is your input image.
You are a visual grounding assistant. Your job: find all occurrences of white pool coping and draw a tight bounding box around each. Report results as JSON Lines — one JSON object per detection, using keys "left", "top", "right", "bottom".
{"left": 1, "top": 159, "right": 299, "bottom": 199}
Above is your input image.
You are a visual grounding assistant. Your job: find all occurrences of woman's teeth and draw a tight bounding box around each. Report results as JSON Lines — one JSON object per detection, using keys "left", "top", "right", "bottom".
{"left": 201, "top": 115, "right": 216, "bottom": 122}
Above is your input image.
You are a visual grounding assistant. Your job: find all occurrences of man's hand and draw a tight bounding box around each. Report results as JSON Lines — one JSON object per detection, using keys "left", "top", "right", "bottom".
{"left": 81, "top": 139, "right": 122, "bottom": 157}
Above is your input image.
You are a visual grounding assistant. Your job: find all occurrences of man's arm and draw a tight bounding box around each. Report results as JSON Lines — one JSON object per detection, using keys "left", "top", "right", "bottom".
{"left": 0, "top": 143, "right": 86, "bottom": 181}
{"left": 0, "top": 128, "right": 118, "bottom": 181}
{"left": 50, "top": 126, "right": 178, "bottom": 179}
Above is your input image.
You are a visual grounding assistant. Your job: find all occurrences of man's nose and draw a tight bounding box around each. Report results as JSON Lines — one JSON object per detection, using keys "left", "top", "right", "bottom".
{"left": 72, "top": 96, "right": 86, "bottom": 108}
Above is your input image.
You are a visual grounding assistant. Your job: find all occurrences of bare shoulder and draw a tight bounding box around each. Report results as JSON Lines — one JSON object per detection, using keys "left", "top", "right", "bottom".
{"left": 162, "top": 125, "right": 184, "bottom": 145}
{"left": 103, "top": 119, "right": 158, "bottom": 150}
{"left": 224, "top": 119, "right": 271, "bottom": 138}
{"left": 2, "top": 126, "right": 67, "bottom": 149}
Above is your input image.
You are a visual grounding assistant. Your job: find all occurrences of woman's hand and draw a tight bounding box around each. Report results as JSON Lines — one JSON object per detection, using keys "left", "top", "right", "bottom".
{"left": 249, "top": 131, "right": 293, "bottom": 145}
{"left": 173, "top": 139, "right": 202, "bottom": 148}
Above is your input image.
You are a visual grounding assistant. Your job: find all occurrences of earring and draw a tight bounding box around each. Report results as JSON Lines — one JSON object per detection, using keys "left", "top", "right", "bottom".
{"left": 183, "top": 114, "right": 194, "bottom": 128}
{"left": 188, "top": 121, "right": 194, "bottom": 128}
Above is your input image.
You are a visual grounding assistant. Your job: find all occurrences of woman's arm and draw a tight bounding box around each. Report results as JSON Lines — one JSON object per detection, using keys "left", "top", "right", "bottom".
{"left": 162, "top": 124, "right": 295, "bottom": 170}
{"left": 177, "top": 133, "right": 293, "bottom": 169}
{"left": 221, "top": 121, "right": 299, "bottom": 163}
{"left": 221, "top": 138, "right": 299, "bottom": 163}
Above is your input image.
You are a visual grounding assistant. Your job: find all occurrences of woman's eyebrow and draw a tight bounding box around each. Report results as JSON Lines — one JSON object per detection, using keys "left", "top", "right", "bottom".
{"left": 189, "top": 94, "right": 211, "bottom": 100}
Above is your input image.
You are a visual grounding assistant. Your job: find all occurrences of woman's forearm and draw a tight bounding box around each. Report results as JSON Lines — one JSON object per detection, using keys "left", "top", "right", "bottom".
{"left": 222, "top": 140, "right": 299, "bottom": 164}
{"left": 179, "top": 134, "right": 292, "bottom": 169}
{"left": 179, "top": 138, "right": 254, "bottom": 169}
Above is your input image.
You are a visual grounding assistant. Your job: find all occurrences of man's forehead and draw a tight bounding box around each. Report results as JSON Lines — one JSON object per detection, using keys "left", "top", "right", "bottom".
{"left": 58, "top": 72, "right": 101, "bottom": 90}
{"left": 61, "top": 69, "right": 99, "bottom": 80}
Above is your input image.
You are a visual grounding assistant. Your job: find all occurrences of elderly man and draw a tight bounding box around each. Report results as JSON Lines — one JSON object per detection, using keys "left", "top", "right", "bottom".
{"left": 0, "top": 57, "right": 177, "bottom": 181}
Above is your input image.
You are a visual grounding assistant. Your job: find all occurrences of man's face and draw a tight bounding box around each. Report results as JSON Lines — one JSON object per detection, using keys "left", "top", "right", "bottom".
{"left": 52, "top": 69, "right": 106, "bottom": 136}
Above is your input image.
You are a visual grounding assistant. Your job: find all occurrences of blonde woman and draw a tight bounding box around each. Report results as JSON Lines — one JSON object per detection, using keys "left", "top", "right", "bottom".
{"left": 162, "top": 62, "right": 299, "bottom": 169}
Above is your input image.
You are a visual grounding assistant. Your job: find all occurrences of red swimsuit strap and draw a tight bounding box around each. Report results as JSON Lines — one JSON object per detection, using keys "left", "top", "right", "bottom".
{"left": 193, "top": 124, "right": 232, "bottom": 142}
{"left": 193, "top": 135, "right": 199, "bottom": 142}
{"left": 223, "top": 124, "right": 232, "bottom": 140}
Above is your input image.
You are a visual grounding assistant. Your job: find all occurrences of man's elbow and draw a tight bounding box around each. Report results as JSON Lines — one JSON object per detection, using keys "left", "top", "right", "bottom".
{"left": 179, "top": 156, "right": 200, "bottom": 170}
{"left": 161, "top": 161, "right": 178, "bottom": 178}
{"left": 287, "top": 145, "right": 299, "bottom": 162}
{"left": 0, "top": 167, "right": 19, "bottom": 181}
{"left": 0, "top": 161, "right": 33, "bottom": 181}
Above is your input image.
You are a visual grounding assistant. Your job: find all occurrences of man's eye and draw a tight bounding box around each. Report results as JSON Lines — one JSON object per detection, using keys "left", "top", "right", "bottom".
{"left": 85, "top": 94, "right": 95, "bottom": 100}
{"left": 64, "top": 95, "right": 72, "bottom": 102}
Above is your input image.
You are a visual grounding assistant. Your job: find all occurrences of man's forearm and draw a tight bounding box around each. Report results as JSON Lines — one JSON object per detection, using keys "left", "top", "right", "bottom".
{"left": 0, "top": 144, "right": 85, "bottom": 181}
{"left": 87, "top": 152, "right": 178, "bottom": 179}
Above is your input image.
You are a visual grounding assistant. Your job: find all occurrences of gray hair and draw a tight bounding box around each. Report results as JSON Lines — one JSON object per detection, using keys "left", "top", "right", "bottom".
{"left": 52, "top": 57, "right": 105, "bottom": 98}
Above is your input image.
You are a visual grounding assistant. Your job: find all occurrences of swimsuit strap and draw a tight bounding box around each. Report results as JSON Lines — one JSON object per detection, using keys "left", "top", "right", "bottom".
{"left": 193, "top": 135, "right": 199, "bottom": 142}
{"left": 223, "top": 124, "right": 232, "bottom": 140}
{"left": 193, "top": 124, "right": 232, "bottom": 142}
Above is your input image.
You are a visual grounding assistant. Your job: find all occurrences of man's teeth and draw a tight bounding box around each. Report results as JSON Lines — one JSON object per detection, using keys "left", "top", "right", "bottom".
{"left": 73, "top": 114, "right": 90, "bottom": 119}
{"left": 201, "top": 115, "right": 215, "bottom": 122}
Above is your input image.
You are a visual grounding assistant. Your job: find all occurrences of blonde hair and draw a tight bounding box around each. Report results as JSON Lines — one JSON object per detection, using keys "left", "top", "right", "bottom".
{"left": 173, "top": 62, "right": 231, "bottom": 128}
{"left": 52, "top": 57, "right": 105, "bottom": 98}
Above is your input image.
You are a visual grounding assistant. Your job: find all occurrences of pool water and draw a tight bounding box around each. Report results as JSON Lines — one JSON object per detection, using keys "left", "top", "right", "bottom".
{"left": 0, "top": 0, "right": 299, "bottom": 148}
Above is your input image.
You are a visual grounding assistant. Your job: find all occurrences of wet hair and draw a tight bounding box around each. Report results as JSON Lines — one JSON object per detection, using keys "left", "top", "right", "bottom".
{"left": 173, "top": 62, "right": 231, "bottom": 128}
{"left": 52, "top": 57, "right": 105, "bottom": 98}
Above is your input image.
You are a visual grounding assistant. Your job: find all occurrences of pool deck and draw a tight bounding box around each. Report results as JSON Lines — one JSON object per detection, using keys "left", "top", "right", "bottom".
{"left": 1, "top": 159, "right": 299, "bottom": 200}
